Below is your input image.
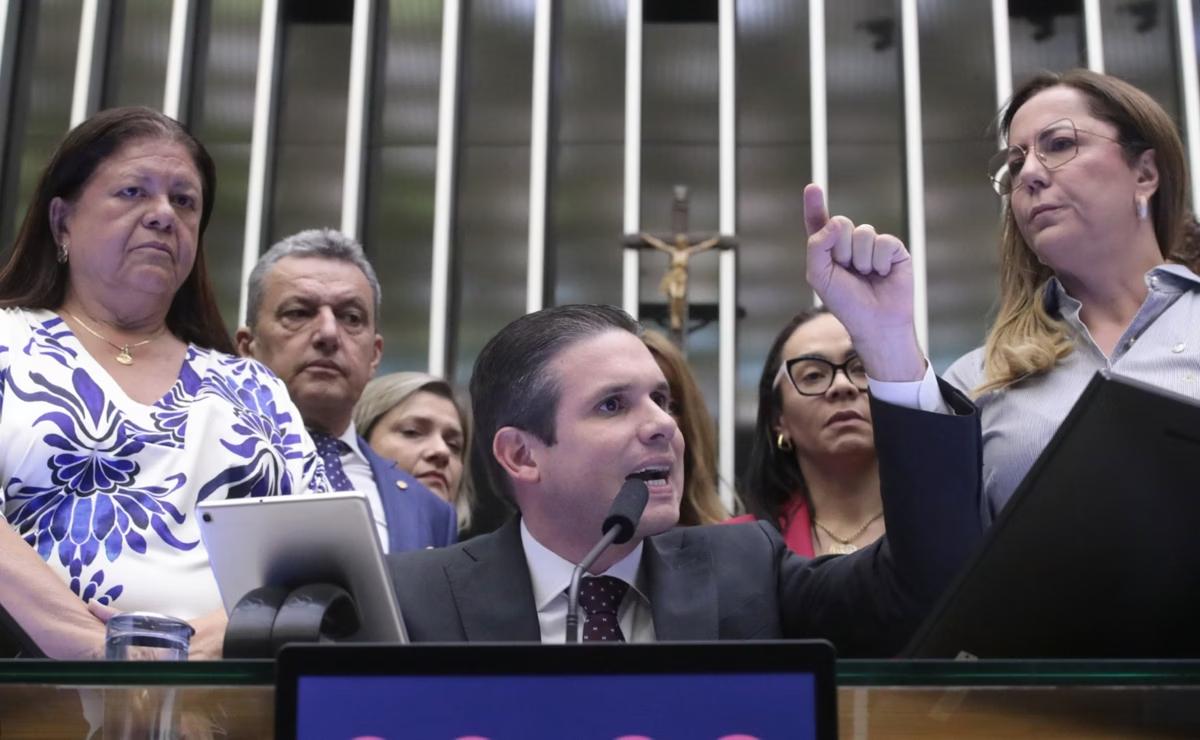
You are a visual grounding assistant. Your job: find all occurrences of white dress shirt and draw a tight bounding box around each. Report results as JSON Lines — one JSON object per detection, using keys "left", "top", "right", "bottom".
{"left": 867, "top": 362, "right": 946, "bottom": 412}
{"left": 520, "top": 519, "right": 655, "bottom": 643}
{"left": 334, "top": 423, "right": 391, "bottom": 553}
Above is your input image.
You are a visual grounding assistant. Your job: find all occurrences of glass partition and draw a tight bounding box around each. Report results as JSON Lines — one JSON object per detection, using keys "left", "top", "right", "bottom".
{"left": 102, "top": 0, "right": 173, "bottom": 110}
{"left": 450, "top": 0, "right": 534, "bottom": 386}
{"left": 364, "top": 0, "right": 444, "bottom": 373}
{"left": 734, "top": 0, "right": 810, "bottom": 468}
{"left": 920, "top": 0, "right": 1001, "bottom": 370}
{"left": 191, "top": 0, "right": 263, "bottom": 332}
{"left": 639, "top": 13, "right": 721, "bottom": 425}
{"left": 550, "top": 0, "right": 626, "bottom": 308}
{"left": 0, "top": 0, "right": 82, "bottom": 252}
{"left": 1009, "top": 0, "right": 1085, "bottom": 85}
{"left": 269, "top": 7, "right": 352, "bottom": 245}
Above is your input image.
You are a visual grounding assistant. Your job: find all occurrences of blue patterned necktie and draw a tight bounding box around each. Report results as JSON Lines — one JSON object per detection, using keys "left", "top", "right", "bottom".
{"left": 579, "top": 575, "right": 629, "bottom": 642}
{"left": 311, "top": 431, "right": 354, "bottom": 491}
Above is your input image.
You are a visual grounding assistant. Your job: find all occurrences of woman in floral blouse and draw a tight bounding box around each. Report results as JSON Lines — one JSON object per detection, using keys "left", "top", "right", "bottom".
{"left": 0, "top": 107, "right": 327, "bottom": 659}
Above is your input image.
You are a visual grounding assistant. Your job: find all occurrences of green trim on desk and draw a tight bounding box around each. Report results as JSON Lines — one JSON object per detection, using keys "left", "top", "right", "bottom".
{"left": 2, "top": 658, "right": 1200, "bottom": 687}
{"left": 839, "top": 660, "right": 1200, "bottom": 686}
{"left": 0, "top": 660, "right": 274, "bottom": 685}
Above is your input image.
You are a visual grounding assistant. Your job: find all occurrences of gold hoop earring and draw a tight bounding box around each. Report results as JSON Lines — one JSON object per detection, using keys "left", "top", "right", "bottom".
{"left": 775, "top": 433, "right": 793, "bottom": 452}
{"left": 57, "top": 241, "right": 69, "bottom": 265}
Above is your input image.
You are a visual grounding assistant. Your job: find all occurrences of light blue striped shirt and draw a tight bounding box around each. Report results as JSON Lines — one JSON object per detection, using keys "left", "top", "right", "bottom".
{"left": 944, "top": 263, "right": 1200, "bottom": 519}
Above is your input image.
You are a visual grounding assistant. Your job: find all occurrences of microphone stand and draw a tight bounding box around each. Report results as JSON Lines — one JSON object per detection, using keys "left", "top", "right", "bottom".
{"left": 564, "top": 478, "right": 648, "bottom": 643}
{"left": 565, "top": 528, "right": 623, "bottom": 643}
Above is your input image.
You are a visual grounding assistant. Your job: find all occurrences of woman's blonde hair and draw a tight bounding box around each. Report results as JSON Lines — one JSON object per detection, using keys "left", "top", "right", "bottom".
{"left": 981, "top": 69, "right": 1191, "bottom": 393}
{"left": 641, "top": 330, "right": 730, "bottom": 525}
{"left": 353, "top": 372, "right": 474, "bottom": 531}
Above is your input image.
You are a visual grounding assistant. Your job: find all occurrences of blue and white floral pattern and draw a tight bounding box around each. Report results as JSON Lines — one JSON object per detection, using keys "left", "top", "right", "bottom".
{"left": 0, "top": 309, "right": 326, "bottom": 618}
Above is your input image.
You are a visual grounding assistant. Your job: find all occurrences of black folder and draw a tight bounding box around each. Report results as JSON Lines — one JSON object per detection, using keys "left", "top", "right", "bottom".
{"left": 906, "top": 370, "right": 1200, "bottom": 658}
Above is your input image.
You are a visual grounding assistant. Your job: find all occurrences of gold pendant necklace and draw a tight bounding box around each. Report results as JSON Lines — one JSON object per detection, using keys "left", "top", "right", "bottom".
{"left": 63, "top": 310, "right": 165, "bottom": 366}
{"left": 813, "top": 510, "right": 884, "bottom": 556}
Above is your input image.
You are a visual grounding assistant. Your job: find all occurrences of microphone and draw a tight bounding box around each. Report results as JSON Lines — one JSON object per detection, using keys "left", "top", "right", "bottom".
{"left": 565, "top": 478, "right": 649, "bottom": 643}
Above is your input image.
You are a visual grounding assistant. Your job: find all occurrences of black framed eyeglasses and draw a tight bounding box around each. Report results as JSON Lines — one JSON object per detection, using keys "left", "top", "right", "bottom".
{"left": 774, "top": 355, "right": 870, "bottom": 397}
{"left": 987, "top": 117, "right": 1125, "bottom": 195}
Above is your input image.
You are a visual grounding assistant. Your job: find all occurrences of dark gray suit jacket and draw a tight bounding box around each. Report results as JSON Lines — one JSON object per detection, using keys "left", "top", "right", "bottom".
{"left": 387, "top": 383, "right": 982, "bottom": 656}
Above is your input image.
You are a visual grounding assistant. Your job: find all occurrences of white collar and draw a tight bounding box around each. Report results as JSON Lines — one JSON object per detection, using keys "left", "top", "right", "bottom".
{"left": 519, "top": 518, "right": 644, "bottom": 611}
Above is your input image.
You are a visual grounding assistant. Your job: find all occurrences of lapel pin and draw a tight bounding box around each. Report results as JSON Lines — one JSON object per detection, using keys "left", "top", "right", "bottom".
{"left": 395, "top": 480, "right": 408, "bottom": 490}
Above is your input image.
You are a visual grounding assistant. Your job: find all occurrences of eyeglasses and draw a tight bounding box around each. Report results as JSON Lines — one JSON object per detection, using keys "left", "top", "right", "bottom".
{"left": 774, "top": 355, "right": 869, "bottom": 397}
{"left": 987, "top": 118, "right": 1125, "bottom": 195}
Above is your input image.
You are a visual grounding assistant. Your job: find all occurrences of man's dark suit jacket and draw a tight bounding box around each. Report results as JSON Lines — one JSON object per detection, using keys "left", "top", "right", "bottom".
{"left": 356, "top": 436, "right": 457, "bottom": 551}
{"left": 387, "top": 383, "right": 981, "bottom": 656}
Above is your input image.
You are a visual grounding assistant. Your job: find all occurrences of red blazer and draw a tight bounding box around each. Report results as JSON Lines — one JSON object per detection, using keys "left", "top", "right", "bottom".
{"left": 725, "top": 495, "right": 813, "bottom": 557}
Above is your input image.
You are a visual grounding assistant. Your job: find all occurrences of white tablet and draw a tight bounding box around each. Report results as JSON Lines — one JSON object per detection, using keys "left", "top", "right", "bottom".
{"left": 197, "top": 492, "right": 408, "bottom": 643}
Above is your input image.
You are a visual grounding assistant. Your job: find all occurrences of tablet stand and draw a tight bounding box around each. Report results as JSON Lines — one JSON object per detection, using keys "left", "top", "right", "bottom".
{"left": 224, "top": 584, "right": 361, "bottom": 658}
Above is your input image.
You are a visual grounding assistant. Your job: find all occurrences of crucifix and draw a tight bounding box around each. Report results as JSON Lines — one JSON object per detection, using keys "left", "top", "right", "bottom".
{"left": 625, "top": 186, "right": 734, "bottom": 351}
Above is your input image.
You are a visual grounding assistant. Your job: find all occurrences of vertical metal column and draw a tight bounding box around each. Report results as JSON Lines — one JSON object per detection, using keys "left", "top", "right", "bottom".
{"left": 0, "top": 1, "right": 12, "bottom": 104}
{"left": 1082, "top": 0, "right": 1104, "bottom": 73}
{"left": 991, "top": 0, "right": 1012, "bottom": 119}
{"left": 238, "top": 0, "right": 281, "bottom": 325}
{"left": 526, "top": 0, "right": 553, "bottom": 314}
{"left": 341, "top": 0, "right": 376, "bottom": 240}
{"left": 809, "top": 0, "right": 827, "bottom": 198}
{"left": 717, "top": 0, "right": 737, "bottom": 509}
{"left": 809, "top": 0, "right": 826, "bottom": 309}
{"left": 1176, "top": 0, "right": 1200, "bottom": 214}
{"left": 429, "top": 0, "right": 463, "bottom": 377}
{"left": 900, "top": 0, "right": 928, "bottom": 351}
{"left": 622, "top": 0, "right": 643, "bottom": 319}
{"left": 70, "top": 0, "right": 109, "bottom": 127}
{"left": 0, "top": 0, "right": 15, "bottom": 154}
{"left": 163, "top": 0, "right": 197, "bottom": 121}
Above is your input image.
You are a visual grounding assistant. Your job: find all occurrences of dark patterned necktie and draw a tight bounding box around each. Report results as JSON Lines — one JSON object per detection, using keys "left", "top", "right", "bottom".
{"left": 579, "top": 575, "right": 629, "bottom": 642}
{"left": 311, "top": 431, "right": 354, "bottom": 491}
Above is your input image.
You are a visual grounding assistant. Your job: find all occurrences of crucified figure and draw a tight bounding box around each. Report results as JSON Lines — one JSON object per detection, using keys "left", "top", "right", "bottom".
{"left": 639, "top": 232, "right": 721, "bottom": 332}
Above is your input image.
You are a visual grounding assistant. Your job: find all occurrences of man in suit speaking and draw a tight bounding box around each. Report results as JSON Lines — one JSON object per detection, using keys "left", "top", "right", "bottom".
{"left": 237, "top": 228, "right": 456, "bottom": 553}
{"left": 387, "top": 297, "right": 982, "bottom": 655}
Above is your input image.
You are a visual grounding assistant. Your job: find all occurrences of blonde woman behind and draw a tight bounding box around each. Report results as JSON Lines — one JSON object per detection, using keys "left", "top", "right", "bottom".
{"left": 946, "top": 69, "right": 1200, "bottom": 518}
{"left": 641, "top": 330, "right": 731, "bottom": 525}
{"left": 354, "top": 373, "right": 474, "bottom": 531}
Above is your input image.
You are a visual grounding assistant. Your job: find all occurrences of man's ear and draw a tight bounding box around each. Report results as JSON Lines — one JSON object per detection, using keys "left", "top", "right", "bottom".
{"left": 48, "top": 197, "right": 72, "bottom": 245}
{"left": 369, "top": 333, "right": 383, "bottom": 376}
{"left": 493, "top": 426, "right": 541, "bottom": 485}
{"left": 234, "top": 326, "right": 255, "bottom": 358}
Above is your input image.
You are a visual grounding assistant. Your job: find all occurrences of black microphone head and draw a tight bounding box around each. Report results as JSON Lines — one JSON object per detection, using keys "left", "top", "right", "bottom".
{"left": 602, "top": 478, "right": 650, "bottom": 544}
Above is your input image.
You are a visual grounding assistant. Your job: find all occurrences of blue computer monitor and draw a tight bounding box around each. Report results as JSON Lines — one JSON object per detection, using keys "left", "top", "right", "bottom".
{"left": 276, "top": 641, "right": 836, "bottom": 740}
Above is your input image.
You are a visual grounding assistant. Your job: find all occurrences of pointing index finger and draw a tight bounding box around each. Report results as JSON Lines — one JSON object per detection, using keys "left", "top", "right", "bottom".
{"left": 804, "top": 183, "right": 830, "bottom": 237}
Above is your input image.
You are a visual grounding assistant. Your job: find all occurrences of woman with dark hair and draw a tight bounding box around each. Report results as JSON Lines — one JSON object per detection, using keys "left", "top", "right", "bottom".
{"left": 0, "top": 107, "right": 328, "bottom": 659}
{"left": 732, "top": 309, "right": 883, "bottom": 556}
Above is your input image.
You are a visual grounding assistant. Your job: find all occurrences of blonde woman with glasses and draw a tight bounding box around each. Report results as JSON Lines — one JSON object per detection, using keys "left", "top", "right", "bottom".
{"left": 942, "top": 69, "right": 1200, "bottom": 518}
{"left": 807, "top": 68, "right": 1200, "bottom": 525}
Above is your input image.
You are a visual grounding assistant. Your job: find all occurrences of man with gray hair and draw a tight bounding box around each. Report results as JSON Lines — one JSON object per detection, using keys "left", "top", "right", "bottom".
{"left": 237, "top": 228, "right": 456, "bottom": 552}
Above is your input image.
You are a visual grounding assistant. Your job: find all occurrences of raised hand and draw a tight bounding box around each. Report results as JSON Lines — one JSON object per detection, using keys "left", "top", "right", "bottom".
{"left": 804, "top": 184, "right": 926, "bottom": 381}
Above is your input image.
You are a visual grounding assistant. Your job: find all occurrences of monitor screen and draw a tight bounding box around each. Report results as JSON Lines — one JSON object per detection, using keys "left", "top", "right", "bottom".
{"left": 296, "top": 671, "right": 820, "bottom": 739}
{"left": 277, "top": 642, "right": 836, "bottom": 740}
